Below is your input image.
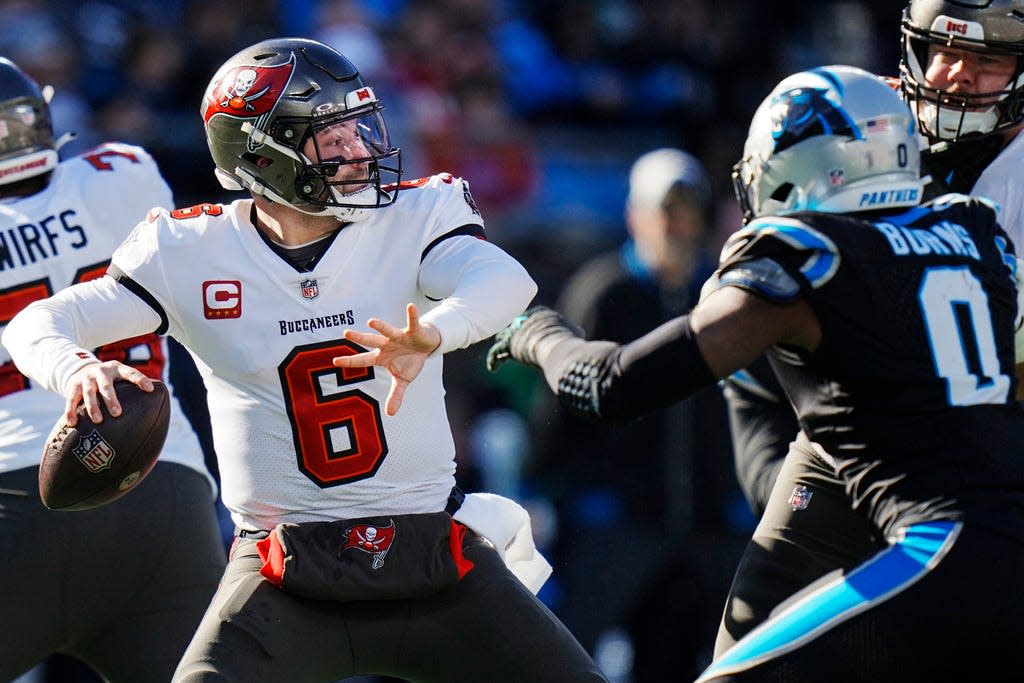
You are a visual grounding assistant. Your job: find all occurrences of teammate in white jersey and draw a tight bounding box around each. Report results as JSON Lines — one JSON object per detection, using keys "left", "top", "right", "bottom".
{"left": 903, "top": 0, "right": 1024, "bottom": 243}
{"left": 3, "top": 39, "right": 606, "bottom": 683}
{"left": 0, "top": 57, "right": 225, "bottom": 682}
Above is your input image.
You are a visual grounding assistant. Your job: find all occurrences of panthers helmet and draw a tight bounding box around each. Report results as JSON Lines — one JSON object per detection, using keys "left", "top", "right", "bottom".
{"left": 201, "top": 38, "right": 401, "bottom": 222}
{"left": 732, "top": 65, "right": 925, "bottom": 223}
{"left": 900, "top": 0, "right": 1024, "bottom": 141}
{"left": 0, "top": 57, "right": 57, "bottom": 186}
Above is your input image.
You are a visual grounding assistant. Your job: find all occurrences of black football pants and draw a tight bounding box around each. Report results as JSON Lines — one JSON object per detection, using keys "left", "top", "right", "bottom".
{"left": 714, "top": 435, "right": 883, "bottom": 656}
{"left": 0, "top": 462, "right": 226, "bottom": 682}
{"left": 174, "top": 527, "right": 608, "bottom": 683}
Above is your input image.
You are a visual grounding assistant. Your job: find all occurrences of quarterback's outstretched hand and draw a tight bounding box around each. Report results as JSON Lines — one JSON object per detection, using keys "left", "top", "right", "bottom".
{"left": 334, "top": 303, "right": 441, "bottom": 416}
{"left": 485, "top": 306, "right": 583, "bottom": 373}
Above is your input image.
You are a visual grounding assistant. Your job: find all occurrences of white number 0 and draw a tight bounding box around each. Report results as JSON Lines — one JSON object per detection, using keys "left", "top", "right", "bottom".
{"left": 919, "top": 266, "right": 1010, "bottom": 406}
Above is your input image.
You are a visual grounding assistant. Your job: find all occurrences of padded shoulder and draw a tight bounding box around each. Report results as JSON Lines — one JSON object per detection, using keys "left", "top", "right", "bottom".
{"left": 717, "top": 216, "right": 841, "bottom": 301}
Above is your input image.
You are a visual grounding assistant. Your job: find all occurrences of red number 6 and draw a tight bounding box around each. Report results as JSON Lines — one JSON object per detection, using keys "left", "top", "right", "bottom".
{"left": 279, "top": 340, "right": 388, "bottom": 487}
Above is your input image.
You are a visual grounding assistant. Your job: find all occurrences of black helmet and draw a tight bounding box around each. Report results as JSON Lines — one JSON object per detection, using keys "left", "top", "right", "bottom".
{"left": 201, "top": 38, "right": 401, "bottom": 222}
{"left": 0, "top": 57, "right": 57, "bottom": 185}
{"left": 900, "top": 0, "right": 1024, "bottom": 141}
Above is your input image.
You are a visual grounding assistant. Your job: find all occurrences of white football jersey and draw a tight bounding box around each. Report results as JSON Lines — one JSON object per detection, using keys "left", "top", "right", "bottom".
{"left": 105, "top": 173, "right": 534, "bottom": 530}
{"left": 0, "top": 142, "right": 214, "bottom": 493}
{"left": 974, "top": 131, "right": 1024, "bottom": 252}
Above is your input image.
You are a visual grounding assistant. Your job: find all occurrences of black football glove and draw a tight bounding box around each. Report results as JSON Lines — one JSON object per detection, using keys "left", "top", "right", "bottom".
{"left": 485, "top": 308, "right": 536, "bottom": 372}
{"left": 485, "top": 306, "right": 583, "bottom": 372}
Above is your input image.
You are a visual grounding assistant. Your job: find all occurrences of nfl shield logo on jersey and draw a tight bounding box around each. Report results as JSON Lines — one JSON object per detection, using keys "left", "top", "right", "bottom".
{"left": 72, "top": 430, "right": 116, "bottom": 473}
{"left": 789, "top": 485, "right": 812, "bottom": 511}
{"left": 300, "top": 278, "right": 319, "bottom": 300}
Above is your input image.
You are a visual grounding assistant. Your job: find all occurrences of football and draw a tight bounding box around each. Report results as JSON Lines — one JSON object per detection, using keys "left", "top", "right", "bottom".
{"left": 39, "top": 380, "right": 171, "bottom": 511}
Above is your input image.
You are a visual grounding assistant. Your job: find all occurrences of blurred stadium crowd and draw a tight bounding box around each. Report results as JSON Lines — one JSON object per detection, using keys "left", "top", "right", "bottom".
{"left": 2, "top": 0, "right": 901, "bottom": 681}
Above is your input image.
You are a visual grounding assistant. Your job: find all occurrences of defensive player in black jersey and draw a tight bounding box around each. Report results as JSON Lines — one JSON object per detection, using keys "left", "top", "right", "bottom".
{"left": 713, "top": 0, "right": 1024, "bottom": 658}
{"left": 487, "top": 64, "right": 1024, "bottom": 681}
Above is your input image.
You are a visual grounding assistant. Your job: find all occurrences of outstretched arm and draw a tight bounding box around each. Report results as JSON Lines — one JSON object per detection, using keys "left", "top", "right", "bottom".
{"left": 333, "top": 232, "right": 538, "bottom": 416}
{"left": 486, "top": 286, "right": 819, "bottom": 421}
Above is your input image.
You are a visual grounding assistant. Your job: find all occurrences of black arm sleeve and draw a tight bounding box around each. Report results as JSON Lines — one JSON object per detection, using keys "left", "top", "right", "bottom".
{"left": 513, "top": 309, "right": 717, "bottom": 422}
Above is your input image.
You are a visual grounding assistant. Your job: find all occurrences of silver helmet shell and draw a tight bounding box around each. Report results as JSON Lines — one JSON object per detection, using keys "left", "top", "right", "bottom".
{"left": 733, "top": 65, "right": 925, "bottom": 223}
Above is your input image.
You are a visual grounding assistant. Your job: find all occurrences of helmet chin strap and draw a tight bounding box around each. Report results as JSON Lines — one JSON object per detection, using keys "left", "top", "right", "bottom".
{"left": 54, "top": 131, "right": 76, "bottom": 151}
{"left": 918, "top": 100, "right": 999, "bottom": 139}
{"left": 228, "top": 165, "right": 378, "bottom": 223}
{"left": 322, "top": 184, "right": 382, "bottom": 222}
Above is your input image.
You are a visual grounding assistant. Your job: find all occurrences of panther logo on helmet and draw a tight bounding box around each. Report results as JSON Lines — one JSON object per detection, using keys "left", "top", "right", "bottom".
{"left": 769, "top": 87, "right": 858, "bottom": 154}
{"left": 733, "top": 65, "right": 924, "bottom": 223}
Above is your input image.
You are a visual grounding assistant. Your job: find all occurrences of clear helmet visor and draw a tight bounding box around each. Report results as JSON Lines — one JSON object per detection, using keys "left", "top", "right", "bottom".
{"left": 0, "top": 98, "right": 53, "bottom": 160}
{"left": 0, "top": 97, "right": 56, "bottom": 183}
{"left": 305, "top": 108, "right": 393, "bottom": 197}
{"left": 295, "top": 106, "right": 401, "bottom": 219}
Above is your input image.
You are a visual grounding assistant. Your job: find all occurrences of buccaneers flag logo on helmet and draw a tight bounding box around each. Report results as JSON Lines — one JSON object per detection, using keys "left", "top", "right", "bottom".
{"left": 202, "top": 54, "right": 295, "bottom": 124}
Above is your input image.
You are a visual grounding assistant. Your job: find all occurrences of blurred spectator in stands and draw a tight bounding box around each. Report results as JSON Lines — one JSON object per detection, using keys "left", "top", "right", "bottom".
{"left": 518, "top": 148, "right": 747, "bottom": 679}
{"left": 422, "top": 74, "right": 540, "bottom": 232}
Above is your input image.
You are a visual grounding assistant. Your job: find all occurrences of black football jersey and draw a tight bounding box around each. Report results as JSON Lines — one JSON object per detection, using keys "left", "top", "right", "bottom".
{"left": 717, "top": 194, "right": 1024, "bottom": 540}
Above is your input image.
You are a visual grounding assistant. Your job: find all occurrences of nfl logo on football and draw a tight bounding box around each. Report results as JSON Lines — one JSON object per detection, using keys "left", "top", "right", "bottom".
{"left": 300, "top": 278, "right": 319, "bottom": 300}
{"left": 72, "top": 431, "right": 116, "bottom": 473}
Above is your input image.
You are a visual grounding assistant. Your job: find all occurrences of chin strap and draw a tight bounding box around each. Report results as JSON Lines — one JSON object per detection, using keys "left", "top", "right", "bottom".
{"left": 54, "top": 132, "right": 76, "bottom": 151}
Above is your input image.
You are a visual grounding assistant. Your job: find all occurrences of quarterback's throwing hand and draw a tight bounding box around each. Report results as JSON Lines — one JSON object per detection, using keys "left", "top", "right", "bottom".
{"left": 334, "top": 303, "right": 441, "bottom": 416}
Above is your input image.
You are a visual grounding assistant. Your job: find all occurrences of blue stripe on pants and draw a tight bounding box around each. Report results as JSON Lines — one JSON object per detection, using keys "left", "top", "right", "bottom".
{"left": 696, "top": 520, "right": 960, "bottom": 681}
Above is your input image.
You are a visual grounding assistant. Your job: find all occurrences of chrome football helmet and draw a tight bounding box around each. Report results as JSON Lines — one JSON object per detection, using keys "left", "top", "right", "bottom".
{"left": 201, "top": 38, "right": 401, "bottom": 222}
{"left": 732, "top": 65, "right": 925, "bottom": 223}
{"left": 900, "top": 0, "right": 1024, "bottom": 141}
{"left": 0, "top": 57, "right": 57, "bottom": 185}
